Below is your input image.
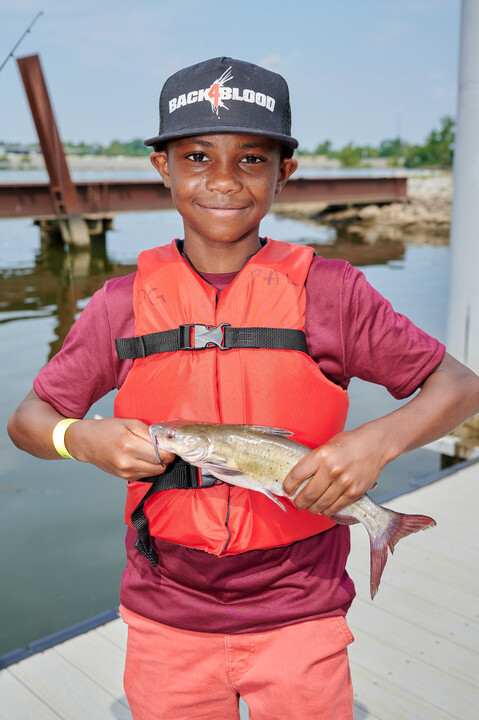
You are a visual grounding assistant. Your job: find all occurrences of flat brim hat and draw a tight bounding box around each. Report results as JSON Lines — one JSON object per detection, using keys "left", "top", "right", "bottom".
{"left": 144, "top": 56, "right": 298, "bottom": 152}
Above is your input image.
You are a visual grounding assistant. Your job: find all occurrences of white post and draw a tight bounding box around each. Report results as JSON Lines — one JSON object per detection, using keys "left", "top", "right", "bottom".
{"left": 446, "top": 0, "right": 479, "bottom": 375}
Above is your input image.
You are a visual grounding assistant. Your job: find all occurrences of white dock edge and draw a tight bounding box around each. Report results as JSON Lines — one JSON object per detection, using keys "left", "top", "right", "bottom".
{"left": 424, "top": 435, "right": 479, "bottom": 459}
{"left": 1, "top": 461, "right": 478, "bottom": 719}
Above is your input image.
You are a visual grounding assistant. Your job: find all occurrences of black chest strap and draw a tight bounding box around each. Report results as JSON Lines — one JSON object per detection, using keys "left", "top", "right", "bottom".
{"left": 115, "top": 323, "right": 308, "bottom": 359}
{"left": 131, "top": 459, "right": 220, "bottom": 567}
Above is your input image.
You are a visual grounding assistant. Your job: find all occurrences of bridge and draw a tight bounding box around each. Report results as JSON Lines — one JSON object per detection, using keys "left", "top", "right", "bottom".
{"left": 0, "top": 175, "right": 408, "bottom": 220}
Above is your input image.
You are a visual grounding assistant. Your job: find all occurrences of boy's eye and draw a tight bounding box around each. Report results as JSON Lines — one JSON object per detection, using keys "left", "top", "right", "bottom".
{"left": 241, "top": 155, "right": 263, "bottom": 164}
{"left": 186, "top": 152, "right": 208, "bottom": 162}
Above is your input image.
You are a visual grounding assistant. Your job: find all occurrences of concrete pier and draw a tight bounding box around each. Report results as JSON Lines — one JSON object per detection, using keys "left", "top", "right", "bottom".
{"left": 446, "top": 0, "right": 479, "bottom": 377}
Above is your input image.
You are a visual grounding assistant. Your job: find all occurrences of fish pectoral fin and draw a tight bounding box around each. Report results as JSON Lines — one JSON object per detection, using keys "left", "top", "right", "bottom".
{"left": 201, "top": 462, "right": 246, "bottom": 481}
{"left": 249, "top": 425, "right": 295, "bottom": 438}
{"left": 260, "top": 489, "right": 287, "bottom": 512}
{"left": 206, "top": 465, "right": 245, "bottom": 477}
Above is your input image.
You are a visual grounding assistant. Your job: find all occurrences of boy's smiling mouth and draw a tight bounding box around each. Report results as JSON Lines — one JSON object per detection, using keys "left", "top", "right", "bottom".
{"left": 198, "top": 202, "right": 249, "bottom": 214}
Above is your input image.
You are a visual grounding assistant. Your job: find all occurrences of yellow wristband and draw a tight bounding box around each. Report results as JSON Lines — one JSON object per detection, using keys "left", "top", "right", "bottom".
{"left": 52, "top": 418, "right": 79, "bottom": 459}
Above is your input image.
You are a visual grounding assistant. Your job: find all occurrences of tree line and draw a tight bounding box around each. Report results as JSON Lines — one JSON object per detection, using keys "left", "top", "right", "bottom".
{"left": 297, "top": 116, "right": 455, "bottom": 169}
{"left": 1, "top": 116, "right": 455, "bottom": 169}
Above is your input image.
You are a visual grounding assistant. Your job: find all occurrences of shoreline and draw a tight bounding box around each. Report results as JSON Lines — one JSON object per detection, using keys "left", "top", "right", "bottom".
{"left": 272, "top": 172, "right": 453, "bottom": 238}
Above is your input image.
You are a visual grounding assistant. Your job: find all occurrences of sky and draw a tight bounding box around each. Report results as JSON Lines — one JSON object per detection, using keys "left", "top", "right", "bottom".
{"left": 0, "top": 0, "right": 462, "bottom": 151}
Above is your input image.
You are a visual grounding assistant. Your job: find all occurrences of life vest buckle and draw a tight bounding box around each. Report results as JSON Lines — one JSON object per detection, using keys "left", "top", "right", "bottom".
{"left": 179, "top": 323, "right": 231, "bottom": 350}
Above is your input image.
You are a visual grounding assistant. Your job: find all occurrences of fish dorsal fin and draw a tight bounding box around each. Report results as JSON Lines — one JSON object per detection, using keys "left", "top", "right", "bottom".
{"left": 248, "top": 425, "right": 295, "bottom": 438}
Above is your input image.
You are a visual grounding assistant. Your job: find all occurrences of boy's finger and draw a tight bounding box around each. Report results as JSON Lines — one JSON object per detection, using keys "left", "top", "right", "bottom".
{"left": 301, "top": 484, "right": 345, "bottom": 515}
{"left": 158, "top": 450, "right": 175, "bottom": 465}
{"left": 283, "top": 450, "right": 325, "bottom": 495}
{"left": 292, "top": 473, "right": 335, "bottom": 510}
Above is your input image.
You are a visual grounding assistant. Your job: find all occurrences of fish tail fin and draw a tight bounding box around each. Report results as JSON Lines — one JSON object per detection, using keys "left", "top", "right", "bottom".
{"left": 369, "top": 511, "right": 436, "bottom": 600}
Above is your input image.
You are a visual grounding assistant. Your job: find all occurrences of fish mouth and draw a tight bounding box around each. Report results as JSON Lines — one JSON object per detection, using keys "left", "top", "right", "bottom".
{"left": 149, "top": 424, "right": 211, "bottom": 464}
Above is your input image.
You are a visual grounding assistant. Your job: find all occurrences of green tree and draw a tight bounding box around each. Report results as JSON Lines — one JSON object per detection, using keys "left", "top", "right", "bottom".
{"left": 404, "top": 116, "right": 455, "bottom": 168}
{"left": 314, "top": 140, "right": 333, "bottom": 156}
{"left": 123, "top": 138, "right": 151, "bottom": 156}
{"left": 359, "top": 144, "right": 380, "bottom": 159}
{"left": 104, "top": 140, "right": 125, "bottom": 156}
{"left": 378, "top": 138, "right": 402, "bottom": 158}
{"left": 337, "top": 142, "right": 362, "bottom": 167}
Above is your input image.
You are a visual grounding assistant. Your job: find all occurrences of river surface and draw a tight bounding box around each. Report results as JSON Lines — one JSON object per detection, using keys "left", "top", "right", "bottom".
{"left": 0, "top": 169, "right": 451, "bottom": 656}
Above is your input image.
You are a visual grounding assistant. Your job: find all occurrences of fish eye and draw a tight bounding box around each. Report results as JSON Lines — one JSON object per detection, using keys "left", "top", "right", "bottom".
{"left": 167, "top": 428, "right": 178, "bottom": 439}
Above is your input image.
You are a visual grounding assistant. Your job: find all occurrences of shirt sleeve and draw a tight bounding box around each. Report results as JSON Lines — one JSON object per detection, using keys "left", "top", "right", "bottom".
{"left": 305, "top": 257, "right": 445, "bottom": 399}
{"left": 33, "top": 274, "right": 135, "bottom": 417}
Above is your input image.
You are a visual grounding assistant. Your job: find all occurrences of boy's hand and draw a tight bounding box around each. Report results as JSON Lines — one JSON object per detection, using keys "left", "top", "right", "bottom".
{"left": 283, "top": 354, "right": 479, "bottom": 517}
{"left": 283, "top": 426, "right": 386, "bottom": 517}
{"left": 67, "top": 418, "right": 175, "bottom": 481}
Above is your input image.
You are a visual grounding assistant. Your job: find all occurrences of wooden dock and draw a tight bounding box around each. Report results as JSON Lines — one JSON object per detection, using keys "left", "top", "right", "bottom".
{"left": 348, "top": 460, "right": 479, "bottom": 720}
{"left": 0, "top": 461, "right": 477, "bottom": 719}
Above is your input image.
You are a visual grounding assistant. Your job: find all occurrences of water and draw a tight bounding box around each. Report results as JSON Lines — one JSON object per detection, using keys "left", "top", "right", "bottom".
{"left": 0, "top": 175, "right": 450, "bottom": 656}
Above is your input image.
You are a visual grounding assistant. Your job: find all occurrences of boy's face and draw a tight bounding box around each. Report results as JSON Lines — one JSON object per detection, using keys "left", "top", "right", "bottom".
{"left": 150, "top": 134, "right": 297, "bottom": 254}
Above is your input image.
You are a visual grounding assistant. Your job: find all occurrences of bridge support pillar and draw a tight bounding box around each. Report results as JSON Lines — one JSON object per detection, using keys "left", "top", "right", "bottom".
{"left": 17, "top": 54, "right": 91, "bottom": 248}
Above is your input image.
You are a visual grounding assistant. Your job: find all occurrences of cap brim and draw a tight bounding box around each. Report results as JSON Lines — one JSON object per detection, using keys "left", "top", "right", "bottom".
{"left": 144, "top": 126, "right": 298, "bottom": 150}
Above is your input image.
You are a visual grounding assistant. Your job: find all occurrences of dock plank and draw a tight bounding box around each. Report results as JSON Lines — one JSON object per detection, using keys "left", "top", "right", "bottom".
{"left": 96, "top": 617, "right": 128, "bottom": 649}
{"left": 53, "top": 630, "right": 128, "bottom": 703}
{"left": 351, "top": 662, "right": 460, "bottom": 720}
{"left": 351, "top": 596, "right": 478, "bottom": 686}
{"left": 7, "top": 650, "right": 131, "bottom": 719}
{"left": 351, "top": 625, "right": 476, "bottom": 719}
{"left": 0, "top": 670, "right": 62, "bottom": 720}
{"left": 348, "top": 550, "right": 477, "bottom": 618}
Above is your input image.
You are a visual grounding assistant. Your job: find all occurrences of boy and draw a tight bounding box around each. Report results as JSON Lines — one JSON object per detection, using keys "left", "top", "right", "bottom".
{"left": 8, "top": 57, "right": 479, "bottom": 720}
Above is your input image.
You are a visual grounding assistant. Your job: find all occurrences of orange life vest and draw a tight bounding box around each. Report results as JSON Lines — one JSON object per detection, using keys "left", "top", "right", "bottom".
{"left": 114, "top": 239, "right": 349, "bottom": 556}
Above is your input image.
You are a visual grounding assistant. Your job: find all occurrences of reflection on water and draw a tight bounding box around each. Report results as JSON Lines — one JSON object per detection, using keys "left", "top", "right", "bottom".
{"left": 0, "top": 242, "right": 136, "bottom": 360}
{"left": 310, "top": 236, "right": 405, "bottom": 266}
{"left": 0, "top": 216, "right": 408, "bottom": 362}
{"left": 0, "top": 209, "right": 450, "bottom": 656}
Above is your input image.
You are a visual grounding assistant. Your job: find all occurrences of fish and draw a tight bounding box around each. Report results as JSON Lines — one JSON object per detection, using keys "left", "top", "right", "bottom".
{"left": 149, "top": 421, "right": 436, "bottom": 599}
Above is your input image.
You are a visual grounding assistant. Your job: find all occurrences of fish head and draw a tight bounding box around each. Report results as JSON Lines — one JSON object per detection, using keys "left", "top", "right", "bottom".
{"left": 149, "top": 422, "right": 213, "bottom": 464}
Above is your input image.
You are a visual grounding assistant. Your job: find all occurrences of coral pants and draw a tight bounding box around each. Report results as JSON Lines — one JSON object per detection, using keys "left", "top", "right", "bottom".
{"left": 120, "top": 605, "right": 354, "bottom": 720}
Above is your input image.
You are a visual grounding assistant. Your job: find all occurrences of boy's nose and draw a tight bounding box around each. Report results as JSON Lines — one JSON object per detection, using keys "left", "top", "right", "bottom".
{"left": 205, "top": 165, "right": 242, "bottom": 193}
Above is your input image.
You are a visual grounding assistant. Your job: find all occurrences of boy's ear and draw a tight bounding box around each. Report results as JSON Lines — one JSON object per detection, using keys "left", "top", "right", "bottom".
{"left": 150, "top": 151, "right": 170, "bottom": 188}
{"left": 275, "top": 157, "right": 298, "bottom": 195}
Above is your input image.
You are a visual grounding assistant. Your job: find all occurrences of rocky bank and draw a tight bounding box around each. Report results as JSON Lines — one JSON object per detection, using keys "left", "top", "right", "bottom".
{"left": 272, "top": 172, "right": 453, "bottom": 242}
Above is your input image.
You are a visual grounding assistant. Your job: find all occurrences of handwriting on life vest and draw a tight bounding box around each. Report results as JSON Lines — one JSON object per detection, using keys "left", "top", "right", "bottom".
{"left": 137, "top": 271, "right": 301, "bottom": 306}
{"left": 137, "top": 288, "right": 166, "bottom": 306}
{"left": 250, "top": 269, "right": 301, "bottom": 287}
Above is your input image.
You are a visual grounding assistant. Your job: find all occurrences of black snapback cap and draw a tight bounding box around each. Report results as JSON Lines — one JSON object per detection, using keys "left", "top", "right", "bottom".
{"left": 144, "top": 57, "right": 299, "bottom": 153}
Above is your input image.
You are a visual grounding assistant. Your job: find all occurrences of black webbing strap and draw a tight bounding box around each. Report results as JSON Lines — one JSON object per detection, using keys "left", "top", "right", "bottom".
{"left": 131, "top": 458, "right": 219, "bottom": 566}
{"left": 115, "top": 324, "right": 308, "bottom": 359}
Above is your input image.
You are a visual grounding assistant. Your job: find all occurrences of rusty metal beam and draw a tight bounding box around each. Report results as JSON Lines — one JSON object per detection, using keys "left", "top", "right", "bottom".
{"left": 16, "top": 55, "right": 90, "bottom": 246}
{"left": 277, "top": 176, "right": 408, "bottom": 204}
{"left": 0, "top": 176, "right": 407, "bottom": 220}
